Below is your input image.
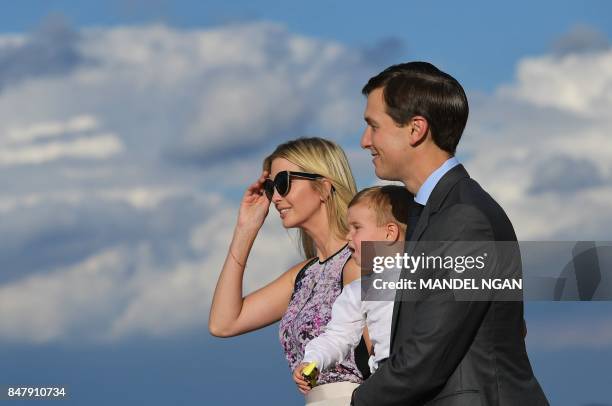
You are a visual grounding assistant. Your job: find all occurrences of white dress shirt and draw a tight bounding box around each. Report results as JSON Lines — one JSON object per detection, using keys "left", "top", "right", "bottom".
{"left": 302, "top": 278, "right": 393, "bottom": 374}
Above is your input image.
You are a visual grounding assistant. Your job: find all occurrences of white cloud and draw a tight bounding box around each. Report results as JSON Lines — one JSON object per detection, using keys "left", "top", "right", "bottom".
{"left": 455, "top": 48, "right": 612, "bottom": 240}
{"left": 0, "top": 22, "right": 367, "bottom": 166}
{"left": 0, "top": 22, "right": 611, "bottom": 345}
{"left": 498, "top": 50, "right": 612, "bottom": 118}
{"left": 0, "top": 196, "right": 300, "bottom": 343}
{"left": 0, "top": 186, "right": 189, "bottom": 213}
{"left": 0, "top": 133, "right": 123, "bottom": 165}
{"left": 0, "top": 114, "right": 122, "bottom": 166}
{"left": 97, "top": 186, "right": 189, "bottom": 209}
{"left": 0, "top": 248, "right": 129, "bottom": 343}
{"left": 107, "top": 204, "right": 299, "bottom": 339}
{"left": 4, "top": 115, "right": 98, "bottom": 144}
{"left": 0, "top": 21, "right": 364, "bottom": 344}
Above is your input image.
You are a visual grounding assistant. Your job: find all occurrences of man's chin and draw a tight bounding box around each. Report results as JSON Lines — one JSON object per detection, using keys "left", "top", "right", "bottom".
{"left": 373, "top": 163, "right": 385, "bottom": 178}
{"left": 374, "top": 164, "right": 403, "bottom": 182}
{"left": 374, "top": 166, "right": 393, "bottom": 181}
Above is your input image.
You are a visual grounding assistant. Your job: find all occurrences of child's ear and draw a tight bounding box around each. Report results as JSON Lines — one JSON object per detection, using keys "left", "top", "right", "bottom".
{"left": 385, "top": 222, "right": 400, "bottom": 242}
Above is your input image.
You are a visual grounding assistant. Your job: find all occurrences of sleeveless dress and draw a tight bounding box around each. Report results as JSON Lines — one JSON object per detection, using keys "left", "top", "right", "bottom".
{"left": 279, "top": 244, "right": 363, "bottom": 386}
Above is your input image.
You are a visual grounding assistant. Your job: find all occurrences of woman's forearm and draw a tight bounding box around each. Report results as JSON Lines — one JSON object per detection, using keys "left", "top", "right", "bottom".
{"left": 208, "top": 223, "right": 260, "bottom": 337}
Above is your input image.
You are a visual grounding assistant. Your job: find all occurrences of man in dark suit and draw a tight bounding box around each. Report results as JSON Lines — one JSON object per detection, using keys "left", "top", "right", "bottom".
{"left": 351, "top": 62, "right": 549, "bottom": 405}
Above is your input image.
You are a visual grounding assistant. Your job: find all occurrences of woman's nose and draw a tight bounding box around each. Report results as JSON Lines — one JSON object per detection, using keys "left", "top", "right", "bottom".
{"left": 271, "top": 187, "right": 283, "bottom": 203}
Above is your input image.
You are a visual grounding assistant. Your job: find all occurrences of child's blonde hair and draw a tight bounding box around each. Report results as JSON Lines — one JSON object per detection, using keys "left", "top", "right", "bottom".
{"left": 348, "top": 185, "right": 413, "bottom": 235}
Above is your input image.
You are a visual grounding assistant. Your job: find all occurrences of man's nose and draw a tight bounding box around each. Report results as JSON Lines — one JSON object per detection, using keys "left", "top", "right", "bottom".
{"left": 360, "top": 127, "right": 371, "bottom": 149}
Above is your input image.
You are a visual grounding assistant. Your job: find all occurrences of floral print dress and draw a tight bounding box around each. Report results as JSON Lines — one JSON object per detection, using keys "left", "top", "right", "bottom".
{"left": 279, "top": 244, "right": 363, "bottom": 386}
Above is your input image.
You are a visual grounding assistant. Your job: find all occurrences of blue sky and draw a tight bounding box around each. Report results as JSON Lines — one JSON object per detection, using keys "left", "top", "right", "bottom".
{"left": 3, "top": 0, "right": 612, "bottom": 91}
{"left": 1, "top": 1, "right": 612, "bottom": 405}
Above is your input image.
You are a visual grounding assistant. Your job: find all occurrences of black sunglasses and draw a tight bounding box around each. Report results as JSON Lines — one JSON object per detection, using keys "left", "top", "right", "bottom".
{"left": 263, "top": 171, "right": 325, "bottom": 200}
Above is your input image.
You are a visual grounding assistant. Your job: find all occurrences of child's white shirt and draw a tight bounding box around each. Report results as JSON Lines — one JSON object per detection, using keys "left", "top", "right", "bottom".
{"left": 302, "top": 278, "right": 392, "bottom": 374}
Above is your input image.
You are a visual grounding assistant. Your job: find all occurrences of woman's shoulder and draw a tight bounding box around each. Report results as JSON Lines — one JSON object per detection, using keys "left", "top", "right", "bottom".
{"left": 288, "top": 257, "right": 318, "bottom": 286}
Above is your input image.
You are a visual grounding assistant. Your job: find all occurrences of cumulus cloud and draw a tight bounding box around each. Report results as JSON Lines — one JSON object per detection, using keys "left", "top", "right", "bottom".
{"left": 0, "top": 22, "right": 610, "bottom": 345}
{"left": 339, "top": 26, "right": 612, "bottom": 239}
{"left": 497, "top": 47, "right": 612, "bottom": 117}
{"left": 0, "top": 21, "right": 368, "bottom": 343}
{"left": 0, "top": 247, "right": 129, "bottom": 343}
{"left": 0, "top": 192, "right": 201, "bottom": 287}
{"left": 166, "top": 23, "right": 368, "bottom": 163}
{"left": 0, "top": 16, "right": 87, "bottom": 91}
{"left": 360, "top": 37, "right": 407, "bottom": 66}
{"left": 0, "top": 133, "right": 123, "bottom": 165}
{"left": 527, "top": 155, "right": 605, "bottom": 195}
{"left": 0, "top": 193, "right": 300, "bottom": 343}
{"left": 107, "top": 207, "right": 299, "bottom": 339}
{"left": 0, "top": 22, "right": 373, "bottom": 171}
{"left": 0, "top": 113, "right": 123, "bottom": 166}
{"left": 454, "top": 38, "right": 612, "bottom": 240}
{"left": 551, "top": 24, "right": 610, "bottom": 56}
{"left": 5, "top": 115, "right": 98, "bottom": 144}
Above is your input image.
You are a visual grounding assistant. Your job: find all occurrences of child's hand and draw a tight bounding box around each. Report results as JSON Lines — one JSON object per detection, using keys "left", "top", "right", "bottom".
{"left": 293, "top": 362, "right": 315, "bottom": 394}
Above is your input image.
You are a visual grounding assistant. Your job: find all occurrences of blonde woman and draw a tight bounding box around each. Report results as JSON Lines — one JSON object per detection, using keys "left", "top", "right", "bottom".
{"left": 209, "top": 137, "right": 368, "bottom": 405}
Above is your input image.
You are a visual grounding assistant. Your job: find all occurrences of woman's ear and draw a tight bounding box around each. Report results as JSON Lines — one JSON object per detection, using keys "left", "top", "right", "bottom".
{"left": 320, "top": 179, "right": 334, "bottom": 202}
{"left": 385, "top": 222, "right": 400, "bottom": 242}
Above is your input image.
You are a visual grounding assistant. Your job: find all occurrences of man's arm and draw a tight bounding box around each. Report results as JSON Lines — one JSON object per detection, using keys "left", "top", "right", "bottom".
{"left": 353, "top": 204, "right": 496, "bottom": 405}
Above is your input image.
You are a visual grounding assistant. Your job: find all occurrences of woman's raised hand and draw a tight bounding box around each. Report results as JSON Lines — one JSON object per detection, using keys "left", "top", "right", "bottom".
{"left": 209, "top": 169, "right": 298, "bottom": 338}
{"left": 237, "top": 170, "right": 272, "bottom": 230}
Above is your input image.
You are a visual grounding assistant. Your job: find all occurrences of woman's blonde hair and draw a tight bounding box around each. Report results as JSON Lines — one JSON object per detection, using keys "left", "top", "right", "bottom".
{"left": 263, "top": 137, "right": 357, "bottom": 259}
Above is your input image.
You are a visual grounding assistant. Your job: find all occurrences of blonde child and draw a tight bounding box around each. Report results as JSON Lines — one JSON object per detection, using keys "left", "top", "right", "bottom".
{"left": 293, "top": 185, "right": 413, "bottom": 400}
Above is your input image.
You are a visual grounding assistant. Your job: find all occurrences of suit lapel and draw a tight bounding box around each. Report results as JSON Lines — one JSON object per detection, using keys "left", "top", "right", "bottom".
{"left": 408, "top": 206, "right": 430, "bottom": 245}
{"left": 389, "top": 164, "right": 471, "bottom": 346}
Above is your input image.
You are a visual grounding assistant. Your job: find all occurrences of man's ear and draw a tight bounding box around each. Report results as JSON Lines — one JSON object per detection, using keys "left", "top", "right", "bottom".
{"left": 385, "top": 222, "right": 400, "bottom": 242}
{"left": 407, "top": 116, "right": 429, "bottom": 147}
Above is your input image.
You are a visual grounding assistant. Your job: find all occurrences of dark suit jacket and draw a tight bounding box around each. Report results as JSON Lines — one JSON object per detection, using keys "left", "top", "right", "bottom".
{"left": 352, "top": 164, "right": 549, "bottom": 406}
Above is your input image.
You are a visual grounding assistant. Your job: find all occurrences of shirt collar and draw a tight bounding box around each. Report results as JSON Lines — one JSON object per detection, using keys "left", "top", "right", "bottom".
{"left": 414, "top": 156, "right": 460, "bottom": 206}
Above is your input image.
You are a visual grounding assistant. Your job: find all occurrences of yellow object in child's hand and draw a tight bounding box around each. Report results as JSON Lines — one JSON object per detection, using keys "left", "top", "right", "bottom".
{"left": 302, "top": 362, "right": 318, "bottom": 387}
